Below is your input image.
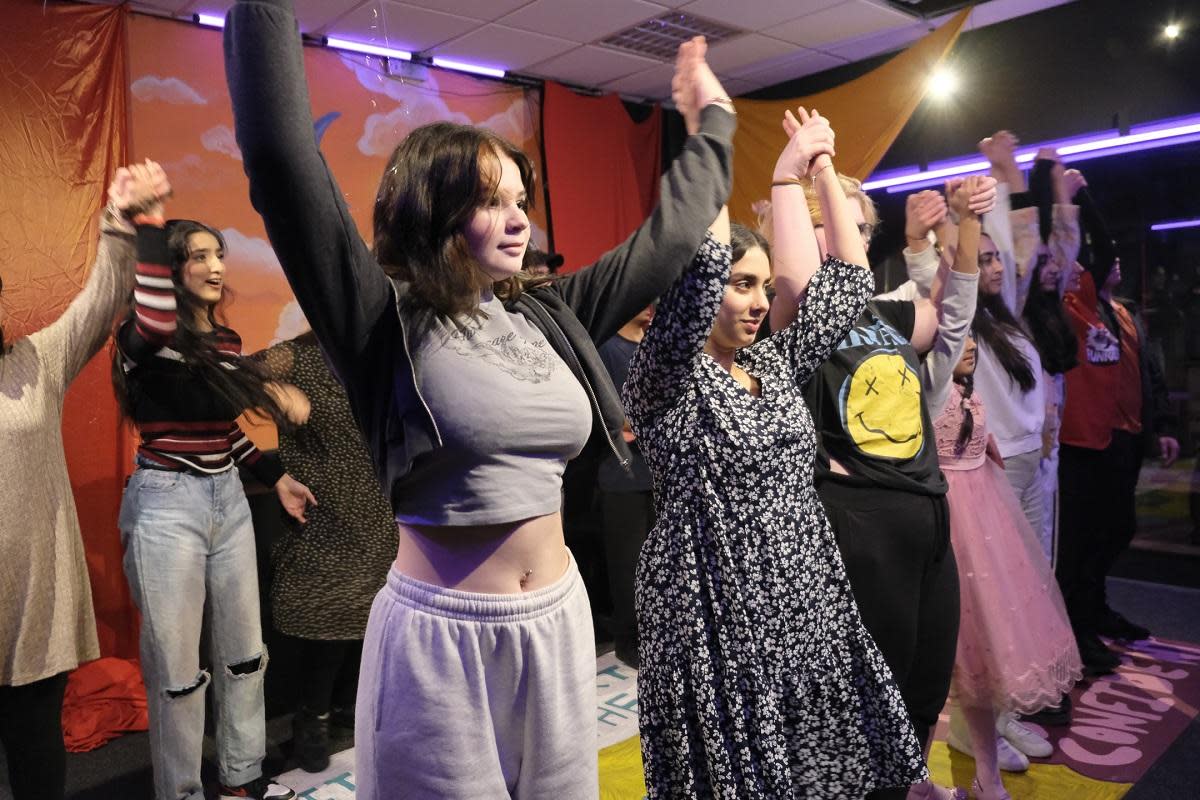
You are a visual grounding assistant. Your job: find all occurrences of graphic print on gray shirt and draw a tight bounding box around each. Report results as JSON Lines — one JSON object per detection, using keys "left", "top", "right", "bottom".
{"left": 392, "top": 291, "right": 592, "bottom": 526}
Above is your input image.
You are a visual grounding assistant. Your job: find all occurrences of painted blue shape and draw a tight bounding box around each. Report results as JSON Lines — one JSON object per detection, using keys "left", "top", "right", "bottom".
{"left": 314, "top": 111, "right": 341, "bottom": 145}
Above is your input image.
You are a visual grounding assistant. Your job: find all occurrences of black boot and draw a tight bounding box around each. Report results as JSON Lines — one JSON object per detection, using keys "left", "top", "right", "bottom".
{"left": 292, "top": 707, "right": 331, "bottom": 773}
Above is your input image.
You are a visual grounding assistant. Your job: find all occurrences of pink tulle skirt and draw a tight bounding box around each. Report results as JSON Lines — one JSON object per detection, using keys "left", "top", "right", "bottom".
{"left": 945, "top": 459, "right": 1083, "bottom": 713}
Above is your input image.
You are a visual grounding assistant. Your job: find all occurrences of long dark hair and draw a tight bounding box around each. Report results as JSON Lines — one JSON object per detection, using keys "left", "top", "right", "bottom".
{"left": 730, "top": 222, "right": 770, "bottom": 265}
{"left": 0, "top": 272, "right": 7, "bottom": 356}
{"left": 954, "top": 373, "right": 976, "bottom": 454}
{"left": 1023, "top": 265, "right": 1079, "bottom": 376}
{"left": 973, "top": 292, "right": 1037, "bottom": 393}
{"left": 373, "top": 122, "right": 538, "bottom": 319}
{"left": 111, "top": 220, "right": 291, "bottom": 427}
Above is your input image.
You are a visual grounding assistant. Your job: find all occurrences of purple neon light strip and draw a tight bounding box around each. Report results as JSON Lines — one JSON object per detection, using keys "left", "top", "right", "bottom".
{"left": 194, "top": 13, "right": 224, "bottom": 28}
{"left": 431, "top": 57, "right": 506, "bottom": 78}
{"left": 864, "top": 115, "right": 1200, "bottom": 192}
{"left": 1150, "top": 218, "right": 1200, "bottom": 231}
{"left": 325, "top": 36, "right": 413, "bottom": 61}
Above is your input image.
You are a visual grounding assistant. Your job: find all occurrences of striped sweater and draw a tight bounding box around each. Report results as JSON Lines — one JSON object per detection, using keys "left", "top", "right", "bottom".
{"left": 117, "top": 224, "right": 283, "bottom": 486}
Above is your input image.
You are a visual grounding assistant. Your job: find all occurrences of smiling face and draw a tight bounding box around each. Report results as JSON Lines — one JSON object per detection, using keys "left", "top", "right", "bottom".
{"left": 462, "top": 150, "right": 530, "bottom": 284}
{"left": 978, "top": 233, "right": 1003, "bottom": 296}
{"left": 843, "top": 350, "right": 924, "bottom": 460}
{"left": 180, "top": 232, "right": 226, "bottom": 306}
{"left": 708, "top": 246, "right": 771, "bottom": 353}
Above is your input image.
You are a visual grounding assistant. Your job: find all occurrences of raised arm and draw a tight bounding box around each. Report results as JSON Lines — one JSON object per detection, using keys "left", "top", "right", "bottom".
{"left": 224, "top": 0, "right": 392, "bottom": 378}
{"left": 555, "top": 36, "right": 735, "bottom": 345}
{"left": 33, "top": 164, "right": 168, "bottom": 391}
{"left": 922, "top": 176, "right": 984, "bottom": 411}
{"left": 766, "top": 106, "right": 835, "bottom": 330}
{"left": 624, "top": 217, "right": 731, "bottom": 434}
{"left": 875, "top": 190, "right": 947, "bottom": 302}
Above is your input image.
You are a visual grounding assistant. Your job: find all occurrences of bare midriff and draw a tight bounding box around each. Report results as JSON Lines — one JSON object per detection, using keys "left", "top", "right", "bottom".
{"left": 394, "top": 512, "right": 570, "bottom": 594}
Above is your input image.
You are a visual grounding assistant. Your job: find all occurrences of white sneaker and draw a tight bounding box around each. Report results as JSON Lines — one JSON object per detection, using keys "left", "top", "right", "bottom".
{"left": 997, "top": 712, "right": 1053, "bottom": 758}
{"left": 946, "top": 708, "right": 1030, "bottom": 773}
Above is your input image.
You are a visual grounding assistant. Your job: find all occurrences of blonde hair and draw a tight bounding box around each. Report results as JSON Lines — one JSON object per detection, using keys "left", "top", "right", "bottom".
{"left": 752, "top": 172, "right": 877, "bottom": 244}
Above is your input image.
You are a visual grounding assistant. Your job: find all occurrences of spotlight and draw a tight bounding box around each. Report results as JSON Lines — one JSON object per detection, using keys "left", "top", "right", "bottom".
{"left": 927, "top": 67, "right": 958, "bottom": 99}
{"left": 1165, "top": 23, "right": 1181, "bottom": 39}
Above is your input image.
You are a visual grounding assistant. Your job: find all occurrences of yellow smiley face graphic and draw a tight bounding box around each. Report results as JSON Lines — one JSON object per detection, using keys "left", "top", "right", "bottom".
{"left": 841, "top": 351, "right": 924, "bottom": 459}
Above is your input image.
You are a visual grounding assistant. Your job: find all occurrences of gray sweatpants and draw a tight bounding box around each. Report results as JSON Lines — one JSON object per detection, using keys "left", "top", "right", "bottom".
{"left": 354, "top": 557, "right": 599, "bottom": 799}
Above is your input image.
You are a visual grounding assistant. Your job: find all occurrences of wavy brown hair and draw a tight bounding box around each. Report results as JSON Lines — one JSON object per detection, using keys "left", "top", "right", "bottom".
{"left": 110, "top": 220, "right": 291, "bottom": 427}
{"left": 373, "top": 122, "right": 540, "bottom": 318}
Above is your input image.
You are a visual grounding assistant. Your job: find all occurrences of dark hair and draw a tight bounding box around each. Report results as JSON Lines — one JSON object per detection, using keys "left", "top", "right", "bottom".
{"left": 973, "top": 293, "right": 1037, "bottom": 393}
{"left": 730, "top": 223, "right": 770, "bottom": 265}
{"left": 954, "top": 373, "right": 976, "bottom": 454}
{"left": 373, "top": 122, "right": 538, "bottom": 318}
{"left": 1023, "top": 266, "right": 1079, "bottom": 376}
{"left": 111, "top": 219, "right": 291, "bottom": 427}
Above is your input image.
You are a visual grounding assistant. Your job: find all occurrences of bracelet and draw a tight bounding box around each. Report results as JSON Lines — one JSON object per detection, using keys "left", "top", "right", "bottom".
{"left": 810, "top": 163, "right": 833, "bottom": 183}
{"left": 906, "top": 234, "right": 929, "bottom": 242}
{"left": 772, "top": 178, "right": 805, "bottom": 188}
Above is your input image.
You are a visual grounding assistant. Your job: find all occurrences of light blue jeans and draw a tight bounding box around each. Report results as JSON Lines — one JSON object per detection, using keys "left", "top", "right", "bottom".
{"left": 119, "top": 461, "right": 268, "bottom": 800}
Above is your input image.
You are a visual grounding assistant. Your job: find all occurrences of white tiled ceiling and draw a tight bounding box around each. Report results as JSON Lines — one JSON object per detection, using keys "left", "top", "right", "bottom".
{"left": 138, "top": 0, "right": 1077, "bottom": 99}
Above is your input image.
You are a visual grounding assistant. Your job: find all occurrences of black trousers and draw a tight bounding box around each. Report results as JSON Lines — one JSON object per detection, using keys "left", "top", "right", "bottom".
{"left": 1056, "top": 430, "right": 1144, "bottom": 635}
{"left": 599, "top": 490, "right": 655, "bottom": 654}
{"left": 296, "top": 638, "right": 363, "bottom": 715}
{"left": 0, "top": 671, "right": 69, "bottom": 800}
{"left": 819, "top": 481, "right": 959, "bottom": 800}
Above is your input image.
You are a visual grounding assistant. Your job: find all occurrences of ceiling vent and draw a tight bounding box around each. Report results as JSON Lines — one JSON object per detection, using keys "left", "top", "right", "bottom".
{"left": 598, "top": 11, "right": 745, "bottom": 62}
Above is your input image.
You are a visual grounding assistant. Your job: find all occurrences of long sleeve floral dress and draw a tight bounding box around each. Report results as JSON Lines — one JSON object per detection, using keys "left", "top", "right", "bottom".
{"left": 624, "top": 233, "right": 927, "bottom": 799}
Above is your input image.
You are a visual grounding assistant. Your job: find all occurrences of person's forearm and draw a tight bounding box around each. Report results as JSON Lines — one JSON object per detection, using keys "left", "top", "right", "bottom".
{"left": 813, "top": 167, "right": 867, "bottom": 267}
{"left": 768, "top": 182, "right": 821, "bottom": 332}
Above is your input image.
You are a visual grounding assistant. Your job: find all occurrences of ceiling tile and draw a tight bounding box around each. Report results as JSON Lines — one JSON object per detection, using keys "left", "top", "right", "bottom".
{"left": 771, "top": 0, "right": 914, "bottom": 48}
{"left": 499, "top": 0, "right": 668, "bottom": 42}
{"left": 293, "top": 0, "right": 368, "bottom": 32}
{"left": 525, "top": 45, "right": 662, "bottom": 87}
{"left": 325, "top": 1, "right": 481, "bottom": 53}
{"left": 600, "top": 62, "right": 677, "bottom": 99}
{"left": 822, "top": 20, "right": 927, "bottom": 60}
{"left": 432, "top": 24, "right": 579, "bottom": 71}
{"left": 731, "top": 46, "right": 847, "bottom": 84}
{"left": 397, "top": 0, "right": 533, "bottom": 21}
{"left": 703, "top": 33, "right": 798, "bottom": 74}
{"left": 677, "top": 0, "right": 841, "bottom": 31}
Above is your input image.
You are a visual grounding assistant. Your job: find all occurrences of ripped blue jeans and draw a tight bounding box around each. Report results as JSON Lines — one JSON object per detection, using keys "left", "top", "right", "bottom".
{"left": 119, "top": 461, "right": 268, "bottom": 800}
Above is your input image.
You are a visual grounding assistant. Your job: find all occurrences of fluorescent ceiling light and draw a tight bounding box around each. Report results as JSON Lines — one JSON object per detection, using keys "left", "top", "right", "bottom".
{"left": 432, "top": 57, "right": 506, "bottom": 79}
{"left": 1150, "top": 218, "right": 1200, "bottom": 232}
{"left": 325, "top": 37, "right": 413, "bottom": 61}
{"left": 194, "top": 13, "right": 224, "bottom": 28}
{"left": 864, "top": 115, "right": 1200, "bottom": 193}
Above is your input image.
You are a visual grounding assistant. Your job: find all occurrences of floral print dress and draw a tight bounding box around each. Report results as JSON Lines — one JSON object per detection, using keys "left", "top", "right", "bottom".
{"left": 624, "top": 234, "right": 927, "bottom": 799}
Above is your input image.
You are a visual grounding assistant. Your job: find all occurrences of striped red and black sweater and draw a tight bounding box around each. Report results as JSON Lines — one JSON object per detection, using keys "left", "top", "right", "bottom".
{"left": 117, "top": 223, "right": 284, "bottom": 487}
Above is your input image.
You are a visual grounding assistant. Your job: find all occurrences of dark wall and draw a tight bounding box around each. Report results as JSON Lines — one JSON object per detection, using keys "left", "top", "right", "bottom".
{"left": 746, "top": 0, "right": 1200, "bottom": 171}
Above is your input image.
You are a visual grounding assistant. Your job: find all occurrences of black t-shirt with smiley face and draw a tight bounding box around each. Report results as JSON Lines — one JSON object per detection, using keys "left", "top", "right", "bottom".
{"left": 803, "top": 300, "right": 948, "bottom": 496}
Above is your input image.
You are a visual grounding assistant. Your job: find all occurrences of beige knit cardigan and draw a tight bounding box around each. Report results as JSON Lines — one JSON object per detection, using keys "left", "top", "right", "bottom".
{"left": 0, "top": 212, "right": 135, "bottom": 686}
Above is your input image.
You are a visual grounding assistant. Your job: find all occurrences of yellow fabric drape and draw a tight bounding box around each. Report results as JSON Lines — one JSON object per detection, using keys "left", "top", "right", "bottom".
{"left": 730, "top": 7, "right": 971, "bottom": 224}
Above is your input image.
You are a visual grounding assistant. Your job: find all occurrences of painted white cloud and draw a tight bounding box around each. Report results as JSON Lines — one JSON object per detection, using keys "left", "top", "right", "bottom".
{"left": 529, "top": 221, "right": 548, "bottom": 252}
{"left": 131, "top": 75, "right": 206, "bottom": 105}
{"left": 478, "top": 100, "right": 533, "bottom": 146}
{"left": 220, "top": 229, "right": 280, "bottom": 275}
{"left": 201, "top": 125, "right": 242, "bottom": 162}
{"left": 272, "top": 300, "right": 311, "bottom": 344}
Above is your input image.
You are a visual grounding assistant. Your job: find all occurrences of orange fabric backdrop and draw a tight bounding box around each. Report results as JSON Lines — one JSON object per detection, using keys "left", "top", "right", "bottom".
{"left": 542, "top": 81, "right": 662, "bottom": 273}
{"left": 729, "top": 7, "right": 971, "bottom": 225}
{"left": 0, "top": 0, "right": 137, "bottom": 659}
{"left": 125, "top": 13, "right": 551, "bottom": 448}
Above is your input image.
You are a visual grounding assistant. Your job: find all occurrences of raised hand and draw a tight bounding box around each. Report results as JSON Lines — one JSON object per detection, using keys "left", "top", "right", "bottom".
{"left": 1062, "top": 168, "right": 1087, "bottom": 201}
{"left": 275, "top": 473, "right": 317, "bottom": 523}
{"left": 672, "top": 36, "right": 732, "bottom": 136}
{"left": 948, "top": 175, "right": 989, "bottom": 220}
{"left": 774, "top": 107, "right": 835, "bottom": 183}
{"left": 978, "top": 130, "right": 1019, "bottom": 166}
{"left": 904, "top": 189, "right": 947, "bottom": 243}
{"left": 966, "top": 175, "right": 997, "bottom": 216}
{"left": 108, "top": 159, "right": 172, "bottom": 219}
